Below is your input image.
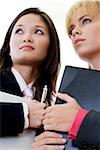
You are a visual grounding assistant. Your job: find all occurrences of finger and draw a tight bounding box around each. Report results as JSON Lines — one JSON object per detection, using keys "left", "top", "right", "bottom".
{"left": 45, "top": 145, "right": 65, "bottom": 150}
{"left": 42, "top": 145, "right": 65, "bottom": 150}
{"left": 38, "top": 137, "right": 67, "bottom": 145}
{"left": 41, "top": 109, "right": 46, "bottom": 116}
{"left": 45, "top": 106, "right": 54, "bottom": 113}
{"left": 52, "top": 91, "right": 57, "bottom": 98}
{"left": 39, "top": 103, "right": 47, "bottom": 108}
{"left": 43, "top": 112, "right": 52, "bottom": 119}
{"left": 33, "top": 100, "right": 39, "bottom": 103}
{"left": 30, "top": 109, "right": 45, "bottom": 116}
{"left": 31, "top": 101, "right": 46, "bottom": 109}
{"left": 57, "top": 93, "right": 75, "bottom": 103}
{"left": 34, "top": 131, "right": 63, "bottom": 142}
{"left": 32, "top": 144, "right": 65, "bottom": 150}
{"left": 44, "top": 124, "right": 57, "bottom": 131}
{"left": 43, "top": 118, "right": 53, "bottom": 125}
{"left": 36, "top": 103, "right": 47, "bottom": 109}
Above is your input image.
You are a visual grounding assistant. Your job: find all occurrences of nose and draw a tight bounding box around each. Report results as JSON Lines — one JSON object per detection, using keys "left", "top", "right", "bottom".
{"left": 23, "top": 32, "right": 33, "bottom": 43}
{"left": 72, "top": 25, "right": 82, "bottom": 39}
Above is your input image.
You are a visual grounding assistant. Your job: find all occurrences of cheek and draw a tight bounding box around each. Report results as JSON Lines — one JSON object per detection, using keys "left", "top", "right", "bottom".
{"left": 10, "top": 36, "right": 20, "bottom": 54}
{"left": 94, "top": 29, "right": 100, "bottom": 47}
{"left": 85, "top": 24, "right": 99, "bottom": 42}
{"left": 72, "top": 42, "right": 77, "bottom": 53}
{"left": 9, "top": 38, "right": 14, "bottom": 55}
{"left": 86, "top": 29, "right": 99, "bottom": 47}
{"left": 38, "top": 39, "right": 50, "bottom": 56}
{"left": 93, "top": 38, "right": 100, "bottom": 51}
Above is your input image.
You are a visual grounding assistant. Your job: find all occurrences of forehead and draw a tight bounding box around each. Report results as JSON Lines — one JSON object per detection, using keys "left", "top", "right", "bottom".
{"left": 14, "top": 13, "right": 47, "bottom": 28}
{"left": 70, "top": 7, "right": 98, "bottom": 25}
{"left": 66, "top": 1, "right": 100, "bottom": 36}
{"left": 71, "top": 9, "right": 86, "bottom": 24}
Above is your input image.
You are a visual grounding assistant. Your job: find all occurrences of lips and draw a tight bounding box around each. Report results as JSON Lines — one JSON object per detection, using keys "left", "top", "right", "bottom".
{"left": 20, "top": 45, "right": 34, "bottom": 50}
{"left": 74, "top": 38, "right": 85, "bottom": 46}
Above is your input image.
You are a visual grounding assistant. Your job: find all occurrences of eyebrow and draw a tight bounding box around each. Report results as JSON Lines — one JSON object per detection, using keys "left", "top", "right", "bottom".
{"left": 68, "top": 24, "right": 75, "bottom": 34}
{"left": 69, "top": 15, "right": 90, "bottom": 32}
{"left": 78, "top": 15, "right": 91, "bottom": 22}
{"left": 14, "top": 24, "right": 23, "bottom": 28}
{"left": 15, "top": 24, "right": 47, "bottom": 30}
{"left": 79, "top": 15, "right": 87, "bottom": 22}
{"left": 16, "top": 24, "right": 22, "bottom": 27}
{"left": 35, "top": 25, "right": 47, "bottom": 30}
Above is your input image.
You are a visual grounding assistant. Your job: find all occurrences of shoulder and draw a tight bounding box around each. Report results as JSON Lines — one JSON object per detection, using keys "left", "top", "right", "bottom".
{"left": 0, "top": 68, "right": 15, "bottom": 80}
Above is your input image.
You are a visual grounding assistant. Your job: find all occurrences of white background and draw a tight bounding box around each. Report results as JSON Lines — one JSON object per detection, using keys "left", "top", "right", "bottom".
{"left": 0, "top": 0, "right": 88, "bottom": 89}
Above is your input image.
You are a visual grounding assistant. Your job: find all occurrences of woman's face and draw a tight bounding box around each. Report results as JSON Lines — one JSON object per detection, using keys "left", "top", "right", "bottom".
{"left": 10, "top": 14, "right": 50, "bottom": 66}
{"left": 69, "top": 9, "right": 100, "bottom": 61}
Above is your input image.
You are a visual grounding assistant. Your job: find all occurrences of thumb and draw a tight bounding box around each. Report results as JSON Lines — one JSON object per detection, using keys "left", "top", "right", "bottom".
{"left": 57, "top": 92, "right": 74, "bottom": 103}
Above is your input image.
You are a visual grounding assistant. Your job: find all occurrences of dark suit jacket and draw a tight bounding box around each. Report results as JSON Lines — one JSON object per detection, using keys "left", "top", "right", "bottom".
{"left": 74, "top": 110, "right": 100, "bottom": 149}
{"left": 61, "top": 111, "right": 100, "bottom": 150}
{"left": 0, "top": 69, "right": 24, "bottom": 136}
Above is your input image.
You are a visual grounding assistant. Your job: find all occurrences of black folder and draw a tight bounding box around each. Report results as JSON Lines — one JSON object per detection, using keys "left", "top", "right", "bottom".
{"left": 56, "top": 66, "right": 100, "bottom": 149}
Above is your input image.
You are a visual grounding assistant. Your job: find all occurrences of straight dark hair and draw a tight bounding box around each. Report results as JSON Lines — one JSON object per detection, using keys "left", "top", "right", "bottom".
{"left": 0, "top": 8, "right": 60, "bottom": 105}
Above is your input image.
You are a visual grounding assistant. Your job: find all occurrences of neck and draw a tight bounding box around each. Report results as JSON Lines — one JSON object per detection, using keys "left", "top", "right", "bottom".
{"left": 88, "top": 54, "right": 100, "bottom": 71}
{"left": 13, "top": 64, "right": 39, "bottom": 84}
{"left": 89, "top": 63, "right": 100, "bottom": 71}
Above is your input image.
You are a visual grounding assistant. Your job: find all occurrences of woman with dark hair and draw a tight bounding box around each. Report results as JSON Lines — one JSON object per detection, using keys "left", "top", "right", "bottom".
{"left": 0, "top": 7, "right": 60, "bottom": 136}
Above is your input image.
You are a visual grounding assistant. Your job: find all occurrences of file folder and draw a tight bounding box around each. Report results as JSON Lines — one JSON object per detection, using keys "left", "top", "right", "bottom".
{"left": 56, "top": 66, "right": 100, "bottom": 149}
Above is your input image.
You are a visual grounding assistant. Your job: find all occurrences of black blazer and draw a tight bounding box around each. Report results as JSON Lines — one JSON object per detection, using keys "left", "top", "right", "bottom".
{"left": 0, "top": 69, "right": 24, "bottom": 136}
{"left": 74, "top": 110, "right": 100, "bottom": 149}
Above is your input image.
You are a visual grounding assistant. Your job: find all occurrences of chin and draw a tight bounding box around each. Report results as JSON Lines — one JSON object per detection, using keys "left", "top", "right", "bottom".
{"left": 77, "top": 50, "right": 95, "bottom": 62}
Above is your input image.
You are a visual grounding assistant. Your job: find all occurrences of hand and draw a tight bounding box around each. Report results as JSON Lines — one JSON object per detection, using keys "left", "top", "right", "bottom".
{"left": 32, "top": 131, "right": 66, "bottom": 150}
{"left": 27, "top": 100, "right": 46, "bottom": 128}
{"left": 43, "top": 93, "right": 81, "bottom": 132}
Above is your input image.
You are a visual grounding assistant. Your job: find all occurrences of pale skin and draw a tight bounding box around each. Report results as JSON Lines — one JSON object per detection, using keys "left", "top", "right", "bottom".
{"left": 10, "top": 13, "right": 50, "bottom": 128}
{"left": 70, "top": 10, "right": 100, "bottom": 70}
{"left": 43, "top": 93, "right": 81, "bottom": 132}
{"left": 43, "top": 11, "right": 100, "bottom": 131}
{"left": 32, "top": 8, "right": 100, "bottom": 149}
{"left": 32, "top": 93, "right": 80, "bottom": 150}
{"left": 27, "top": 100, "right": 46, "bottom": 128}
{"left": 32, "top": 131, "right": 66, "bottom": 150}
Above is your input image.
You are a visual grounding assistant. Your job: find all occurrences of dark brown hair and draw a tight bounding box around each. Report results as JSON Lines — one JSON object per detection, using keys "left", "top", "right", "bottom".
{"left": 0, "top": 8, "right": 60, "bottom": 105}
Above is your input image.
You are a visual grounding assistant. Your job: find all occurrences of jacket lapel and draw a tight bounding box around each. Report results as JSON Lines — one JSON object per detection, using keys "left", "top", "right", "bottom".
{"left": 0, "top": 70, "right": 23, "bottom": 97}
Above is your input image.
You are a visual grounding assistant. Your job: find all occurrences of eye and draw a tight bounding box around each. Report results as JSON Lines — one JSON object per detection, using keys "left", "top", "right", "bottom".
{"left": 82, "top": 18, "right": 92, "bottom": 25}
{"left": 69, "top": 26, "right": 75, "bottom": 36}
{"left": 15, "top": 28, "right": 23, "bottom": 34}
{"left": 69, "top": 29, "right": 73, "bottom": 36}
{"left": 35, "top": 29, "right": 44, "bottom": 35}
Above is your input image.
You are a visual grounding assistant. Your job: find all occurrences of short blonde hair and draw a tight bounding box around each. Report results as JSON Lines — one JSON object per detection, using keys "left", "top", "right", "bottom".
{"left": 66, "top": 0, "right": 100, "bottom": 37}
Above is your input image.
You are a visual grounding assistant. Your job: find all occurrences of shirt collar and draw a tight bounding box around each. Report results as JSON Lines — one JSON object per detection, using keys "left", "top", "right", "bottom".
{"left": 11, "top": 67, "right": 34, "bottom": 92}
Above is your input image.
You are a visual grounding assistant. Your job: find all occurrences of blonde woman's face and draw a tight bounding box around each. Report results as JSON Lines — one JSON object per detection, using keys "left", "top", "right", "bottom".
{"left": 10, "top": 14, "right": 50, "bottom": 66}
{"left": 69, "top": 9, "right": 100, "bottom": 61}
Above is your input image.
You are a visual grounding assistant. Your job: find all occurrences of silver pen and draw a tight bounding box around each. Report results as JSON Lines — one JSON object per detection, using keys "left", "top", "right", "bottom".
{"left": 41, "top": 85, "right": 48, "bottom": 103}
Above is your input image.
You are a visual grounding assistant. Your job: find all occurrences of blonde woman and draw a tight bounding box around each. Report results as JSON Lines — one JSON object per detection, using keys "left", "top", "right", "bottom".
{"left": 32, "top": 1, "right": 100, "bottom": 149}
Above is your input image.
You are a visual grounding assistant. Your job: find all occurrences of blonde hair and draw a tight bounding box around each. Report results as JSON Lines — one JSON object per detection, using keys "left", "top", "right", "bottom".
{"left": 66, "top": 0, "right": 100, "bottom": 37}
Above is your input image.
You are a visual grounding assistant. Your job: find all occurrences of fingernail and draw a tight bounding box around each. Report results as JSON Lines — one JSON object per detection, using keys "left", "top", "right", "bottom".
{"left": 58, "top": 134, "right": 63, "bottom": 138}
{"left": 59, "top": 145, "right": 65, "bottom": 150}
{"left": 52, "top": 91, "right": 57, "bottom": 97}
{"left": 62, "top": 138, "right": 67, "bottom": 143}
